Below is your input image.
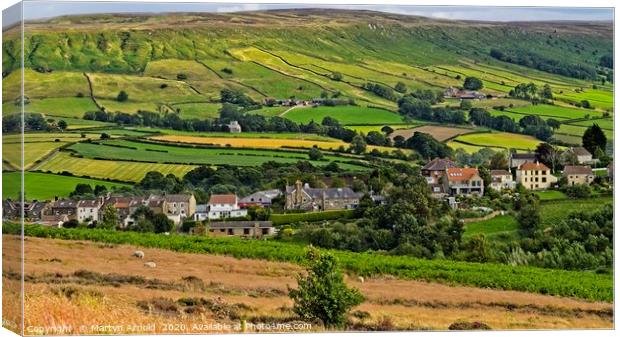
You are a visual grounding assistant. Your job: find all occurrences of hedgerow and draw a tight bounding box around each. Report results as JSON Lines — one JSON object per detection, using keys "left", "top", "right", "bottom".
{"left": 4, "top": 223, "right": 611, "bottom": 302}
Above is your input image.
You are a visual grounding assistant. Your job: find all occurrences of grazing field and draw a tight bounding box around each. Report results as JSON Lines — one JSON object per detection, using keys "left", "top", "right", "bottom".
{"left": 452, "top": 132, "right": 544, "bottom": 151}
{"left": 556, "top": 123, "right": 614, "bottom": 140}
{"left": 284, "top": 106, "right": 404, "bottom": 125}
{"left": 171, "top": 102, "right": 221, "bottom": 120}
{"left": 540, "top": 197, "right": 613, "bottom": 226}
{"left": 463, "top": 215, "right": 519, "bottom": 242}
{"left": 508, "top": 104, "right": 603, "bottom": 120}
{"left": 150, "top": 134, "right": 400, "bottom": 154}
{"left": 67, "top": 140, "right": 370, "bottom": 171}
{"left": 471, "top": 98, "right": 531, "bottom": 109}
{"left": 250, "top": 106, "right": 290, "bottom": 117}
{"left": 3, "top": 69, "right": 90, "bottom": 100}
{"left": 555, "top": 89, "right": 614, "bottom": 111}
{"left": 2, "top": 172, "right": 129, "bottom": 201}
{"left": 2, "top": 235, "right": 611, "bottom": 333}
{"left": 534, "top": 190, "right": 568, "bottom": 201}
{"left": 346, "top": 123, "right": 423, "bottom": 134}
{"left": 24, "top": 97, "right": 99, "bottom": 118}
{"left": 568, "top": 118, "right": 614, "bottom": 131}
{"left": 45, "top": 117, "right": 114, "bottom": 130}
{"left": 7, "top": 225, "right": 613, "bottom": 302}
{"left": 144, "top": 129, "right": 337, "bottom": 141}
{"left": 390, "top": 125, "right": 474, "bottom": 142}
{"left": 36, "top": 152, "right": 197, "bottom": 182}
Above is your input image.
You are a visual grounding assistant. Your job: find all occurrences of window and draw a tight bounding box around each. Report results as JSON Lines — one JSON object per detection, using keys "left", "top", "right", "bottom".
{"left": 243, "top": 228, "right": 250, "bottom": 235}
{"left": 262, "top": 228, "right": 269, "bottom": 235}
{"left": 542, "top": 177, "right": 547, "bottom": 183}
{"left": 220, "top": 229, "right": 225, "bottom": 233}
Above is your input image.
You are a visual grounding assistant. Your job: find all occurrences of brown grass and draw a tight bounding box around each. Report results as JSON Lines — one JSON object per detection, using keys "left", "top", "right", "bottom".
{"left": 390, "top": 125, "right": 474, "bottom": 142}
{"left": 3, "top": 235, "right": 613, "bottom": 334}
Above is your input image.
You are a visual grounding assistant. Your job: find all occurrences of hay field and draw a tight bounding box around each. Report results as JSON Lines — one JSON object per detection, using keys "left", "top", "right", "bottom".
{"left": 4, "top": 235, "right": 612, "bottom": 335}
{"left": 390, "top": 125, "right": 474, "bottom": 142}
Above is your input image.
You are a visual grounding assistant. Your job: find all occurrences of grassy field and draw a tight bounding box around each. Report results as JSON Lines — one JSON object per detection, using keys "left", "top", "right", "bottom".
{"left": 7, "top": 224, "right": 612, "bottom": 302}
{"left": 534, "top": 190, "right": 568, "bottom": 201}
{"left": 452, "top": 132, "right": 544, "bottom": 151}
{"left": 390, "top": 125, "right": 474, "bottom": 142}
{"left": 144, "top": 129, "right": 337, "bottom": 140}
{"left": 171, "top": 102, "right": 221, "bottom": 120}
{"left": 36, "top": 152, "right": 197, "bottom": 182}
{"left": 250, "top": 106, "right": 290, "bottom": 117}
{"left": 150, "top": 134, "right": 401, "bottom": 154}
{"left": 508, "top": 104, "right": 603, "bottom": 120}
{"left": 46, "top": 117, "right": 114, "bottom": 130}
{"left": 346, "top": 123, "right": 422, "bottom": 134}
{"left": 2, "top": 172, "right": 129, "bottom": 201}
{"left": 540, "top": 197, "right": 613, "bottom": 226}
{"left": 5, "top": 236, "right": 611, "bottom": 333}
{"left": 3, "top": 69, "right": 90, "bottom": 101}
{"left": 67, "top": 139, "right": 369, "bottom": 171}
{"left": 463, "top": 215, "right": 519, "bottom": 242}
{"left": 284, "top": 106, "right": 403, "bottom": 125}
{"left": 24, "top": 97, "right": 99, "bottom": 118}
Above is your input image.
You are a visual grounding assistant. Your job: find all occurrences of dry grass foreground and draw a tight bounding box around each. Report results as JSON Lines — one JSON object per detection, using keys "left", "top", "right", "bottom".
{"left": 2, "top": 235, "right": 613, "bottom": 335}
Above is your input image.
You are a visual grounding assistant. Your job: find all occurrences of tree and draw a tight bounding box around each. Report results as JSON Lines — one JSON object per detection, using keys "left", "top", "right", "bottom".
{"left": 100, "top": 133, "right": 111, "bottom": 140}
{"left": 177, "top": 73, "right": 188, "bottom": 80}
{"left": 288, "top": 247, "right": 364, "bottom": 328}
{"left": 489, "top": 151, "right": 508, "bottom": 170}
{"left": 463, "top": 77, "right": 483, "bottom": 90}
{"left": 57, "top": 120, "right": 68, "bottom": 130}
{"left": 70, "top": 183, "right": 94, "bottom": 197}
{"left": 459, "top": 99, "right": 472, "bottom": 110}
{"left": 94, "top": 185, "right": 108, "bottom": 196}
{"left": 535, "top": 143, "right": 562, "bottom": 173}
{"left": 152, "top": 213, "right": 174, "bottom": 233}
{"left": 582, "top": 124, "right": 607, "bottom": 156}
{"left": 540, "top": 84, "right": 553, "bottom": 99}
{"left": 380, "top": 125, "right": 394, "bottom": 135}
{"left": 100, "top": 204, "right": 118, "bottom": 229}
{"left": 394, "top": 81, "right": 407, "bottom": 93}
{"left": 330, "top": 72, "right": 343, "bottom": 81}
{"left": 546, "top": 118, "right": 561, "bottom": 130}
{"left": 308, "top": 147, "right": 323, "bottom": 161}
{"left": 116, "top": 90, "right": 129, "bottom": 102}
{"left": 349, "top": 135, "right": 367, "bottom": 154}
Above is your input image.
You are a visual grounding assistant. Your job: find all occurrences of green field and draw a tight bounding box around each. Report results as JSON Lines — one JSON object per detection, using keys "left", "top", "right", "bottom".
{"left": 534, "top": 190, "right": 567, "bottom": 201}
{"left": 508, "top": 104, "right": 602, "bottom": 120}
{"left": 140, "top": 128, "right": 338, "bottom": 141}
{"left": 540, "top": 197, "right": 613, "bottom": 226}
{"left": 284, "top": 105, "right": 404, "bottom": 125}
{"left": 7, "top": 224, "right": 611, "bottom": 302}
{"left": 452, "top": 132, "right": 543, "bottom": 151}
{"left": 66, "top": 139, "right": 369, "bottom": 171}
{"left": 2, "top": 172, "right": 129, "bottom": 201}
{"left": 36, "top": 152, "right": 197, "bottom": 182}
{"left": 24, "top": 97, "right": 99, "bottom": 118}
{"left": 3, "top": 69, "right": 90, "bottom": 101}
{"left": 171, "top": 102, "right": 221, "bottom": 120}
{"left": 463, "top": 215, "right": 519, "bottom": 241}
{"left": 250, "top": 106, "right": 290, "bottom": 117}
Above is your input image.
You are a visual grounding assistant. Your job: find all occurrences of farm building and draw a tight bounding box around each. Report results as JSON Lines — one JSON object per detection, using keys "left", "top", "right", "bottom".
{"left": 443, "top": 167, "right": 484, "bottom": 196}
{"left": 443, "top": 86, "right": 486, "bottom": 99}
{"left": 563, "top": 166, "right": 595, "bottom": 186}
{"left": 199, "top": 221, "right": 274, "bottom": 238}
{"left": 285, "top": 180, "right": 363, "bottom": 211}
{"left": 422, "top": 158, "right": 457, "bottom": 184}
{"left": 516, "top": 162, "right": 557, "bottom": 190}
{"left": 238, "top": 189, "right": 282, "bottom": 208}
{"left": 227, "top": 120, "right": 242, "bottom": 133}
{"left": 563, "top": 147, "right": 594, "bottom": 165}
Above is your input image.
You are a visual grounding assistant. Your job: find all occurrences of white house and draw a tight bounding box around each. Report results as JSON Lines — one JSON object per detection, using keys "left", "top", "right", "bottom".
{"left": 489, "top": 170, "right": 515, "bottom": 191}
{"left": 194, "top": 194, "right": 248, "bottom": 221}
{"left": 76, "top": 199, "right": 101, "bottom": 223}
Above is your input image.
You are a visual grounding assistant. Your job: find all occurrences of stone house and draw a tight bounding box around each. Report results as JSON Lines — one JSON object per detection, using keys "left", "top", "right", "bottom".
{"left": 489, "top": 170, "right": 515, "bottom": 191}
{"left": 443, "top": 167, "right": 484, "bottom": 196}
{"left": 102, "top": 196, "right": 133, "bottom": 227}
{"left": 563, "top": 147, "right": 594, "bottom": 165}
{"left": 227, "top": 120, "right": 242, "bottom": 133}
{"left": 509, "top": 153, "right": 536, "bottom": 169}
{"left": 164, "top": 194, "right": 197, "bottom": 224}
{"left": 285, "top": 180, "right": 362, "bottom": 211}
{"left": 238, "top": 189, "right": 282, "bottom": 208}
{"left": 515, "top": 162, "right": 557, "bottom": 190}
{"left": 422, "top": 158, "right": 457, "bottom": 184}
{"left": 76, "top": 199, "right": 102, "bottom": 223}
{"left": 44, "top": 199, "right": 78, "bottom": 220}
{"left": 2, "top": 200, "right": 46, "bottom": 221}
{"left": 201, "top": 221, "right": 274, "bottom": 238}
{"left": 563, "top": 165, "right": 594, "bottom": 186}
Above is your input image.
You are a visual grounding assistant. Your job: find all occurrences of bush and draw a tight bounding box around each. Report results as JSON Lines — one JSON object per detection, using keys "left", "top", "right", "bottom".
{"left": 449, "top": 321, "right": 491, "bottom": 330}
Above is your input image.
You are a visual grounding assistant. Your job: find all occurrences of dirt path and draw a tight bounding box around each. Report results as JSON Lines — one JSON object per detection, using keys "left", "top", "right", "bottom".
{"left": 3, "top": 235, "right": 612, "bottom": 334}
{"left": 278, "top": 105, "right": 299, "bottom": 117}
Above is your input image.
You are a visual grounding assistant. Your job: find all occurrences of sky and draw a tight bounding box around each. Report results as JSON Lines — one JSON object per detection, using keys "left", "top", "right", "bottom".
{"left": 2, "top": 1, "right": 614, "bottom": 29}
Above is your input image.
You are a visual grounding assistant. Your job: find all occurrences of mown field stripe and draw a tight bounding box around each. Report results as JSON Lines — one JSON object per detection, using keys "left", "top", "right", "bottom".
{"left": 6, "top": 224, "right": 611, "bottom": 302}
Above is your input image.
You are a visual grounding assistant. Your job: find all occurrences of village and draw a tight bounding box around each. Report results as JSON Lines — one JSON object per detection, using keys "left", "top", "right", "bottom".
{"left": 3, "top": 144, "right": 611, "bottom": 239}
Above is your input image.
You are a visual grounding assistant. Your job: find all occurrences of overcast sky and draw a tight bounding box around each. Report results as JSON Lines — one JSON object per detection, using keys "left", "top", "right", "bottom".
{"left": 3, "top": 1, "right": 614, "bottom": 29}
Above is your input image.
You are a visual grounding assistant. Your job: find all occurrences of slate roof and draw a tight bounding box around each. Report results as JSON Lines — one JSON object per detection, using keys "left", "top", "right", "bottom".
{"left": 51, "top": 199, "right": 78, "bottom": 208}
{"left": 285, "top": 185, "right": 362, "bottom": 200}
{"left": 422, "top": 158, "right": 456, "bottom": 171}
{"left": 77, "top": 199, "right": 100, "bottom": 208}
{"left": 239, "top": 189, "right": 282, "bottom": 203}
{"left": 564, "top": 165, "right": 593, "bottom": 175}
{"left": 490, "top": 170, "right": 511, "bottom": 176}
{"left": 568, "top": 147, "right": 592, "bottom": 157}
{"left": 164, "top": 194, "right": 193, "bottom": 203}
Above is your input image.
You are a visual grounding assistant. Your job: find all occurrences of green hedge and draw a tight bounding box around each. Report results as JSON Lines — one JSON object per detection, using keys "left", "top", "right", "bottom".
{"left": 3, "top": 223, "right": 612, "bottom": 302}
{"left": 270, "top": 209, "right": 355, "bottom": 225}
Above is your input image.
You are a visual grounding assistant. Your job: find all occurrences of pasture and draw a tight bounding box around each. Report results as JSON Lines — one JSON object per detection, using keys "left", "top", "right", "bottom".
{"left": 463, "top": 215, "right": 519, "bottom": 242}
{"left": 390, "top": 125, "right": 474, "bottom": 142}
{"left": 3, "top": 69, "right": 90, "bottom": 100}
{"left": 452, "top": 132, "right": 544, "bottom": 151}
{"left": 171, "top": 102, "right": 221, "bottom": 120}
{"left": 540, "top": 197, "right": 613, "bottom": 226}
{"left": 284, "top": 105, "right": 404, "bottom": 125}
{"left": 24, "top": 97, "right": 99, "bottom": 118}
{"left": 36, "top": 152, "right": 197, "bottom": 182}
{"left": 508, "top": 104, "right": 602, "bottom": 120}
{"left": 346, "top": 123, "right": 422, "bottom": 134}
{"left": 67, "top": 140, "right": 370, "bottom": 171}
{"left": 2, "top": 172, "right": 129, "bottom": 201}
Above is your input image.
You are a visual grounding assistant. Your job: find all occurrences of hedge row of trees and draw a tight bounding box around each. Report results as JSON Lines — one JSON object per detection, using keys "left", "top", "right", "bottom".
{"left": 490, "top": 49, "right": 598, "bottom": 80}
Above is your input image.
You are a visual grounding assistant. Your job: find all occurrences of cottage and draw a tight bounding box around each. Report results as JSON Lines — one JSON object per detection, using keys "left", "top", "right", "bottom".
{"left": 195, "top": 194, "right": 247, "bottom": 221}
{"left": 44, "top": 199, "right": 78, "bottom": 220}
{"left": 516, "top": 162, "right": 557, "bottom": 190}
{"left": 2, "top": 200, "right": 46, "bottom": 221}
{"left": 41, "top": 214, "right": 69, "bottom": 227}
{"left": 443, "top": 86, "right": 486, "bottom": 100}
{"left": 102, "top": 196, "right": 133, "bottom": 227}
{"left": 202, "top": 221, "right": 274, "bottom": 238}
{"left": 443, "top": 168, "right": 484, "bottom": 196}
{"left": 509, "top": 153, "right": 536, "bottom": 169}
{"left": 238, "top": 189, "right": 282, "bottom": 208}
{"left": 563, "top": 147, "right": 594, "bottom": 165}
{"left": 227, "top": 120, "right": 242, "bottom": 133}
{"left": 563, "top": 166, "right": 594, "bottom": 186}
{"left": 489, "top": 170, "right": 515, "bottom": 191}
{"left": 422, "top": 158, "right": 457, "bottom": 184}
{"left": 164, "top": 194, "right": 196, "bottom": 224}
{"left": 77, "top": 199, "right": 102, "bottom": 223}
